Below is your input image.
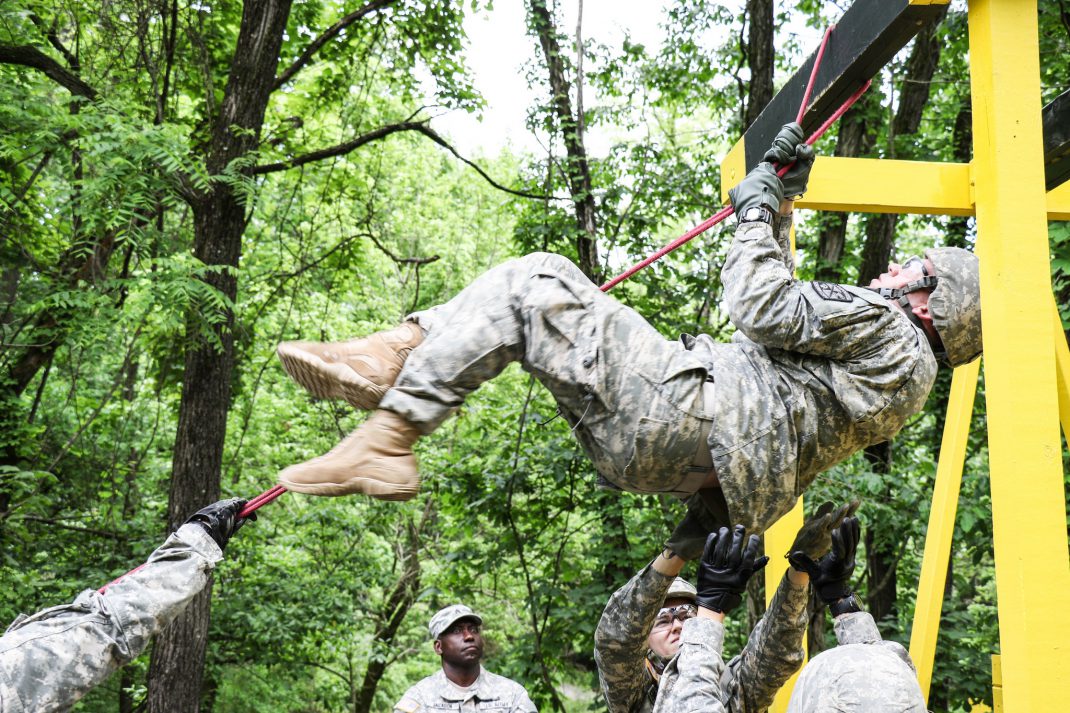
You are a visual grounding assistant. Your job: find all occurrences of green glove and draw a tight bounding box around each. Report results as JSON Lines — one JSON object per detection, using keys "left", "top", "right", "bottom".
{"left": 728, "top": 162, "right": 783, "bottom": 218}
{"left": 786, "top": 500, "right": 860, "bottom": 561}
{"left": 762, "top": 122, "right": 814, "bottom": 199}
{"left": 666, "top": 490, "right": 730, "bottom": 561}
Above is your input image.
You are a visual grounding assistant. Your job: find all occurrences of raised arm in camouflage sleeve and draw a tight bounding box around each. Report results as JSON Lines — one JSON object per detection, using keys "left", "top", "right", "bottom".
{"left": 721, "top": 571, "right": 809, "bottom": 712}
{"left": 594, "top": 562, "right": 676, "bottom": 713}
{"left": 720, "top": 221, "right": 911, "bottom": 360}
{"left": 652, "top": 617, "right": 728, "bottom": 713}
{"left": 0, "top": 524, "right": 222, "bottom": 713}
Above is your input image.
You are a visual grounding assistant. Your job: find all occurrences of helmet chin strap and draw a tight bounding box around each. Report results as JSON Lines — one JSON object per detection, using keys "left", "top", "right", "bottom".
{"left": 867, "top": 277, "right": 949, "bottom": 364}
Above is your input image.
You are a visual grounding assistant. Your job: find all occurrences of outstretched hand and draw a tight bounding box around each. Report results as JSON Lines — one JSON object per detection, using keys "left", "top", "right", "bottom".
{"left": 695, "top": 525, "right": 770, "bottom": 614}
{"left": 788, "top": 516, "right": 860, "bottom": 605}
{"left": 186, "top": 498, "right": 256, "bottom": 552}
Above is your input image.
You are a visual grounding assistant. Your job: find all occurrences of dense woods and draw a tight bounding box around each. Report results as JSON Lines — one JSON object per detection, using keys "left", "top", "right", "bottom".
{"left": 1, "top": 1, "right": 1067, "bottom": 711}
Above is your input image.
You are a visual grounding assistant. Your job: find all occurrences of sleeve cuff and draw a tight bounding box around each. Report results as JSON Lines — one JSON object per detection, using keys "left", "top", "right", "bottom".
{"left": 174, "top": 523, "right": 224, "bottom": 565}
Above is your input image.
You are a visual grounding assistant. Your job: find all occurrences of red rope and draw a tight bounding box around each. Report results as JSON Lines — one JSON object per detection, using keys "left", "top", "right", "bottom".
{"left": 140, "top": 27, "right": 864, "bottom": 532}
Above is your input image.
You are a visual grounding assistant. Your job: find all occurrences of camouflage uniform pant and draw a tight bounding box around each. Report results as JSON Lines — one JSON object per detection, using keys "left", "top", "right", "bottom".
{"left": 379, "top": 252, "right": 714, "bottom": 495}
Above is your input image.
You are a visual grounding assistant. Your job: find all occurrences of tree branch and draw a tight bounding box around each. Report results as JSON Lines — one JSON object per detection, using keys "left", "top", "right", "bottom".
{"left": 252, "top": 120, "right": 555, "bottom": 200}
{"left": 0, "top": 43, "right": 96, "bottom": 99}
{"left": 18, "top": 515, "right": 127, "bottom": 540}
{"left": 273, "top": 0, "right": 397, "bottom": 90}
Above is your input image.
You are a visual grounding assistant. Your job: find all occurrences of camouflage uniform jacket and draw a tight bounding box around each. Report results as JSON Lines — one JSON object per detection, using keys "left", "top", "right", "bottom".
{"left": 393, "top": 667, "right": 538, "bottom": 712}
{"left": 691, "top": 218, "right": 938, "bottom": 533}
{"left": 786, "top": 611, "right": 927, "bottom": 712}
{"left": 0, "top": 524, "right": 221, "bottom": 713}
{"left": 594, "top": 561, "right": 809, "bottom": 713}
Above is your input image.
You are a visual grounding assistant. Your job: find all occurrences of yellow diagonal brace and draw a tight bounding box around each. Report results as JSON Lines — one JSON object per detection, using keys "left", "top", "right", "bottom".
{"left": 907, "top": 359, "right": 980, "bottom": 700}
{"left": 969, "top": 1, "right": 1070, "bottom": 709}
{"left": 1053, "top": 304, "right": 1070, "bottom": 445}
{"left": 764, "top": 499, "right": 804, "bottom": 713}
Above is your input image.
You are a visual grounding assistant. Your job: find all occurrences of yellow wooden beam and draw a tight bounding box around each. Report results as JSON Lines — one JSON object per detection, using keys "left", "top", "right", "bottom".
{"left": 1048, "top": 180, "right": 1070, "bottom": 220}
{"left": 763, "top": 499, "right": 805, "bottom": 713}
{"left": 720, "top": 139, "right": 747, "bottom": 205}
{"left": 969, "top": 2, "right": 1070, "bottom": 710}
{"left": 907, "top": 359, "right": 980, "bottom": 700}
{"left": 796, "top": 158, "right": 973, "bottom": 215}
{"left": 1054, "top": 303, "right": 1070, "bottom": 446}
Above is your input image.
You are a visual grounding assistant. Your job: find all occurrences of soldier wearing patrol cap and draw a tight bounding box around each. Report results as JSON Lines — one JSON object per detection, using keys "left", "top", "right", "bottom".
{"left": 275, "top": 122, "right": 981, "bottom": 543}
{"left": 393, "top": 604, "right": 537, "bottom": 713}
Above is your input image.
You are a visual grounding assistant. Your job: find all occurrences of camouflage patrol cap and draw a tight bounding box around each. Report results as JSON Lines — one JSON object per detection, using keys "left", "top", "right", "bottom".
{"left": 428, "top": 604, "right": 483, "bottom": 640}
{"left": 663, "top": 577, "right": 697, "bottom": 605}
{"left": 925, "top": 247, "right": 982, "bottom": 367}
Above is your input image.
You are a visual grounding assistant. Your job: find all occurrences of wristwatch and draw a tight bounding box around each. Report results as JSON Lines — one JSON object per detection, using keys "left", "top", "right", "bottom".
{"left": 829, "top": 593, "right": 863, "bottom": 618}
{"left": 737, "top": 205, "right": 776, "bottom": 225}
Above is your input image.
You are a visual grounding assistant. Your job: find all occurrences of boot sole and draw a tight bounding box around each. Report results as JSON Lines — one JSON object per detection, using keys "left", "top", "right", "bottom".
{"left": 278, "top": 473, "right": 420, "bottom": 501}
{"left": 277, "top": 344, "right": 384, "bottom": 410}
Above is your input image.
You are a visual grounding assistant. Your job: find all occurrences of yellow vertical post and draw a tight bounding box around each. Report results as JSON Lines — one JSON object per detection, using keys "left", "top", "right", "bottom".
{"left": 908, "top": 359, "right": 980, "bottom": 698}
{"left": 968, "top": 1, "right": 1070, "bottom": 709}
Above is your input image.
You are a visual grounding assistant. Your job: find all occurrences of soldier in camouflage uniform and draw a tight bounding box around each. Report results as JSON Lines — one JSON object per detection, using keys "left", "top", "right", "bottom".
{"left": 393, "top": 604, "right": 537, "bottom": 712}
{"left": 275, "top": 123, "right": 982, "bottom": 538}
{"left": 596, "top": 502, "right": 855, "bottom": 713}
{"left": 0, "top": 499, "right": 252, "bottom": 712}
{"left": 786, "top": 517, "right": 927, "bottom": 712}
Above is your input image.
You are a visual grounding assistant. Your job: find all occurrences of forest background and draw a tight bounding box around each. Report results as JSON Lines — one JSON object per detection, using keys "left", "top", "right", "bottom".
{"left": 1, "top": 0, "right": 1067, "bottom": 711}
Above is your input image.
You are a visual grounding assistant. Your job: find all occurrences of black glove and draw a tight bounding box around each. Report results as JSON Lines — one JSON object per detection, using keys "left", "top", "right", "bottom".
{"left": 786, "top": 500, "right": 860, "bottom": 561}
{"left": 695, "top": 525, "right": 770, "bottom": 614}
{"left": 728, "top": 162, "right": 783, "bottom": 218}
{"left": 185, "top": 498, "right": 255, "bottom": 551}
{"left": 787, "top": 516, "right": 860, "bottom": 604}
{"left": 665, "top": 490, "right": 730, "bottom": 561}
{"left": 761, "top": 122, "right": 813, "bottom": 199}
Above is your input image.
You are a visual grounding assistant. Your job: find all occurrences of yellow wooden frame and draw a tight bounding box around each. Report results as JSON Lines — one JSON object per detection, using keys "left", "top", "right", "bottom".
{"left": 722, "top": 2, "right": 1070, "bottom": 710}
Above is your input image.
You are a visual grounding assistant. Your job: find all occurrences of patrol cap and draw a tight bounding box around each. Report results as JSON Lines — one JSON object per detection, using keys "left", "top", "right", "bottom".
{"left": 924, "top": 247, "right": 982, "bottom": 368}
{"left": 428, "top": 604, "right": 483, "bottom": 640}
{"left": 662, "top": 577, "right": 697, "bottom": 605}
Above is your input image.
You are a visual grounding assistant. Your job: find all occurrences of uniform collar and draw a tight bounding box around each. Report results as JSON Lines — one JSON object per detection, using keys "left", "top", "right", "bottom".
{"left": 437, "top": 667, "right": 497, "bottom": 701}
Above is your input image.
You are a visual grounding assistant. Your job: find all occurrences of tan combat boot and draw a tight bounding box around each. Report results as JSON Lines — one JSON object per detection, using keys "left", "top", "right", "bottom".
{"left": 276, "top": 322, "right": 424, "bottom": 410}
{"left": 277, "top": 410, "right": 421, "bottom": 500}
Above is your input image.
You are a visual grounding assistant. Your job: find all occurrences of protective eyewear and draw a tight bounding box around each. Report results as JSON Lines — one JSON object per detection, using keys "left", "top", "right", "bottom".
{"left": 652, "top": 603, "right": 697, "bottom": 630}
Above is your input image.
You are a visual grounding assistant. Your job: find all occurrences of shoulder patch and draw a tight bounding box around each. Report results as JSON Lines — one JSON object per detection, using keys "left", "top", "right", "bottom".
{"left": 812, "top": 281, "right": 854, "bottom": 303}
{"left": 394, "top": 698, "right": 421, "bottom": 713}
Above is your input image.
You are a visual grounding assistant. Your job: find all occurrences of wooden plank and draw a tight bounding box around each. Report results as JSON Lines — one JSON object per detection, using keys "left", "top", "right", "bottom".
{"left": 796, "top": 158, "right": 972, "bottom": 215}
{"left": 1043, "top": 89, "right": 1070, "bottom": 190}
{"left": 741, "top": 0, "right": 950, "bottom": 170}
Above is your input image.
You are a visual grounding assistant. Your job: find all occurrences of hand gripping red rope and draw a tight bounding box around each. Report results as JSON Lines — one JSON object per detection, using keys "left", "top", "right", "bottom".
{"left": 135, "top": 25, "right": 867, "bottom": 539}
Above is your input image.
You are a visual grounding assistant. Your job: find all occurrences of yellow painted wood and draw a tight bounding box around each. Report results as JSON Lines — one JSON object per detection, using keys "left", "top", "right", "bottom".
{"left": 909, "top": 0, "right": 951, "bottom": 5}
{"left": 797, "top": 158, "right": 973, "bottom": 215}
{"left": 968, "top": 1, "right": 1070, "bottom": 709}
{"left": 764, "top": 498, "right": 805, "bottom": 713}
{"left": 992, "top": 655, "right": 1003, "bottom": 713}
{"left": 908, "top": 359, "right": 980, "bottom": 700}
{"left": 1054, "top": 304, "right": 1070, "bottom": 445}
{"left": 1049, "top": 181, "right": 1070, "bottom": 220}
{"left": 720, "top": 140, "right": 748, "bottom": 204}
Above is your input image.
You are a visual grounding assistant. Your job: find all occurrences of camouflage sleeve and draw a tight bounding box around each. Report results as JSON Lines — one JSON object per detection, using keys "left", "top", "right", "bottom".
{"left": 774, "top": 211, "right": 796, "bottom": 276}
{"left": 594, "top": 561, "right": 676, "bottom": 713}
{"left": 511, "top": 685, "right": 539, "bottom": 712}
{"left": 652, "top": 617, "right": 728, "bottom": 713}
{"left": 721, "top": 221, "right": 893, "bottom": 358}
{"left": 832, "top": 611, "right": 882, "bottom": 645}
{"left": 0, "top": 524, "right": 221, "bottom": 712}
{"left": 724, "top": 572, "right": 808, "bottom": 713}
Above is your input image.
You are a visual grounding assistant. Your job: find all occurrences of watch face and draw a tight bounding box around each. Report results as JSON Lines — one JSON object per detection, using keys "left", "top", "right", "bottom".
{"left": 741, "top": 206, "right": 769, "bottom": 223}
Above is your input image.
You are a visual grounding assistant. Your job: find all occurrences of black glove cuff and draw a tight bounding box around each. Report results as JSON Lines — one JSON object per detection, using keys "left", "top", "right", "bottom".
{"left": 695, "top": 592, "right": 742, "bottom": 615}
{"left": 828, "top": 593, "right": 862, "bottom": 617}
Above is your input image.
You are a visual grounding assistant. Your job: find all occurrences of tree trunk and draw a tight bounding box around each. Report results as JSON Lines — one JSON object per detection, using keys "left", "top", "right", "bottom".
{"left": 743, "top": 0, "right": 774, "bottom": 130}
{"left": 353, "top": 516, "right": 424, "bottom": 713}
{"left": 146, "top": 2, "right": 293, "bottom": 711}
{"left": 527, "top": 0, "right": 599, "bottom": 279}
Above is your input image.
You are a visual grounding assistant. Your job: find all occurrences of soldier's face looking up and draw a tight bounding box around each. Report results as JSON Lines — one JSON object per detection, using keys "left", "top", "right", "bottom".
{"left": 647, "top": 598, "right": 696, "bottom": 658}
{"left": 868, "top": 256, "right": 936, "bottom": 292}
{"left": 435, "top": 618, "right": 484, "bottom": 666}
